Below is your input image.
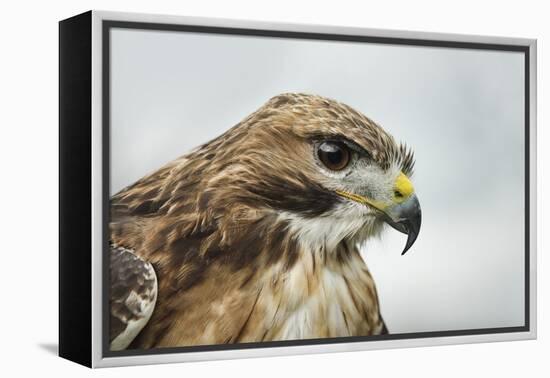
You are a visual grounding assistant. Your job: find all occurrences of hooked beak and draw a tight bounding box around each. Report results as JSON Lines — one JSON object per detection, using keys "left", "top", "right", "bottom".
{"left": 335, "top": 172, "right": 422, "bottom": 255}
{"left": 383, "top": 193, "right": 421, "bottom": 255}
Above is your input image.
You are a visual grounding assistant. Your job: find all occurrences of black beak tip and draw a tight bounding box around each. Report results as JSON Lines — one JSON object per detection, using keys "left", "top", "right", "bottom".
{"left": 400, "top": 214, "right": 421, "bottom": 256}
{"left": 383, "top": 194, "right": 421, "bottom": 256}
{"left": 401, "top": 238, "right": 414, "bottom": 255}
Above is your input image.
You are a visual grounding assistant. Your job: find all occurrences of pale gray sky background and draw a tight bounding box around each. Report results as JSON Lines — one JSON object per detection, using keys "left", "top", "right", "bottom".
{"left": 110, "top": 28, "right": 525, "bottom": 334}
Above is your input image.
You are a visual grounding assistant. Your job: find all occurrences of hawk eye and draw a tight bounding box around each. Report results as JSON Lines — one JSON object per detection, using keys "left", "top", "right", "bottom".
{"left": 317, "top": 141, "right": 351, "bottom": 171}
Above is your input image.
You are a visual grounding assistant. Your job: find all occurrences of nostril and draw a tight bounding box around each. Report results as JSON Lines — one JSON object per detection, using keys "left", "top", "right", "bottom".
{"left": 394, "top": 190, "right": 404, "bottom": 198}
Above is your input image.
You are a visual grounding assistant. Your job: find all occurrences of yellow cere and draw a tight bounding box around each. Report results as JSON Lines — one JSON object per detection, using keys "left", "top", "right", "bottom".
{"left": 394, "top": 172, "right": 414, "bottom": 202}
{"left": 335, "top": 172, "right": 414, "bottom": 210}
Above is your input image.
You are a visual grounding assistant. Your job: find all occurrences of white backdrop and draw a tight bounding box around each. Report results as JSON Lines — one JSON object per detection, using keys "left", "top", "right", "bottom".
{"left": 0, "top": 0, "right": 547, "bottom": 377}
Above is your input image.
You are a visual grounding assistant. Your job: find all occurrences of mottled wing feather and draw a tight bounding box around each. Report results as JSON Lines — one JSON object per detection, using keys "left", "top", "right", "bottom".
{"left": 110, "top": 246, "right": 158, "bottom": 351}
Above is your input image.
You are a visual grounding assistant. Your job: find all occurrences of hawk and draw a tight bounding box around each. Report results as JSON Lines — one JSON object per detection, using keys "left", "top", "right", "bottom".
{"left": 109, "top": 93, "right": 421, "bottom": 350}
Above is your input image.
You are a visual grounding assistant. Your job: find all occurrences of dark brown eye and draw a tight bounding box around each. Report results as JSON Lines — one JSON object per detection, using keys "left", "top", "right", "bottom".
{"left": 317, "top": 141, "right": 351, "bottom": 171}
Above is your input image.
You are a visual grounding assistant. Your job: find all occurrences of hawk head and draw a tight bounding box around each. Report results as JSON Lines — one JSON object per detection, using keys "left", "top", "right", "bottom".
{"left": 115, "top": 93, "right": 421, "bottom": 259}
{"left": 157, "top": 93, "right": 421, "bottom": 256}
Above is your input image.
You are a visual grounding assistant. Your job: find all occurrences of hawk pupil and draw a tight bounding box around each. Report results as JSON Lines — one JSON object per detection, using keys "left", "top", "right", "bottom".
{"left": 328, "top": 149, "right": 342, "bottom": 164}
{"left": 318, "top": 141, "right": 350, "bottom": 171}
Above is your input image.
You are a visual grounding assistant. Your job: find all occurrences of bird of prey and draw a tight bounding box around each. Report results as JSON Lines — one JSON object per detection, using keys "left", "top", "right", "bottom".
{"left": 109, "top": 93, "right": 421, "bottom": 350}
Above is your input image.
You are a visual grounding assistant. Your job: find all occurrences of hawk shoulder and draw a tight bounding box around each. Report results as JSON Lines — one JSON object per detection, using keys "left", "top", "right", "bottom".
{"left": 109, "top": 245, "right": 158, "bottom": 351}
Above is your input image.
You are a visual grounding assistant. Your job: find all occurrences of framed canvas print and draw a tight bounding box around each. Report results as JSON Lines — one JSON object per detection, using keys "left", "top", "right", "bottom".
{"left": 59, "top": 10, "right": 537, "bottom": 368}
